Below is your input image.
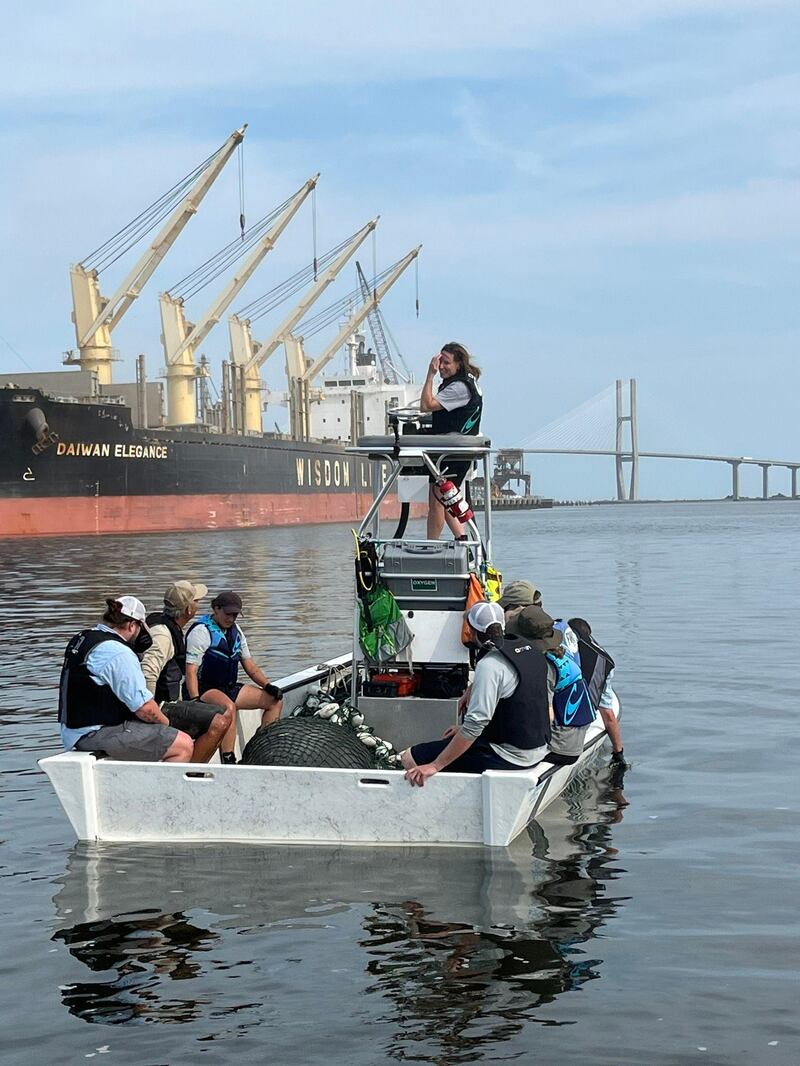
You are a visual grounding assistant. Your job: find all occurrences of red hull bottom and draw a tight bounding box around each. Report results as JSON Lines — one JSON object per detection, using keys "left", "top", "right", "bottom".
{"left": 0, "top": 493, "right": 422, "bottom": 538}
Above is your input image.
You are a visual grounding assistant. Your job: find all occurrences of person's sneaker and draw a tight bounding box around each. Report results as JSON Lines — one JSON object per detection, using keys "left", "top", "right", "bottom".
{"left": 220, "top": 751, "right": 237, "bottom": 765}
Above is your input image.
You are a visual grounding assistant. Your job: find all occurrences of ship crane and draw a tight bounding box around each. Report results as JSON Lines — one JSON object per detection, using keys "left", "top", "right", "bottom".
{"left": 355, "top": 261, "right": 411, "bottom": 386}
{"left": 67, "top": 125, "right": 247, "bottom": 386}
{"left": 286, "top": 245, "right": 421, "bottom": 440}
{"left": 227, "top": 218, "right": 378, "bottom": 434}
{"left": 159, "top": 175, "right": 318, "bottom": 426}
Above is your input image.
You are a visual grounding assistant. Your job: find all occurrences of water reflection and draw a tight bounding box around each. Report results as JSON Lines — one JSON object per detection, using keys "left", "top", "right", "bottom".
{"left": 360, "top": 767, "right": 629, "bottom": 1061}
{"left": 50, "top": 769, "right": 629, "bottom": 1056}
{"left": 53, "top": 910, "right": 217, "bottom": 1024}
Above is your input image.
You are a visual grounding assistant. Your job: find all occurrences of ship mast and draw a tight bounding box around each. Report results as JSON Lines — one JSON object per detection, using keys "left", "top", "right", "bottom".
{"left": 228, "top": 218, "right": 379, "bottom": 434}
{"left": 160, "top": 175, "right": 318, "bottom": 427}
{"left": 67, "top": 125, "right": 247, "bottom": 386}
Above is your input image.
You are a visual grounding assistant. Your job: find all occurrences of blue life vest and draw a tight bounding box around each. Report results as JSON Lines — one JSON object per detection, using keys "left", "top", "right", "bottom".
{"left": 553, "top": 619, "right": 580, "bottom": 665}
{"left": 546, "top": 650, "right": 595, "bottom": 728}
{"left": 188, "top": 615, "right": 243, "bottom": 692}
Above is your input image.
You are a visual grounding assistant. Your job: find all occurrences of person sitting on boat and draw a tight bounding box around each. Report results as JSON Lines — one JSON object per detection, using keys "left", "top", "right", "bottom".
{"left": 513, "top": 606, "right": 595, "bottom": 767}
{"left": 58, "top": 596, "right": 196, "bottom": 763}
{"left": 502, "top": 582, "right": 627, "bottom": 769}
{"left": 419, "top": 342, "right": 483, "bottom": 541}
{"left": 140, "top": 579, "right": 238, "bottom": 759}
{"left": 568, "top": 617, "right": 627, "bottom": 769}
{"left": 501, "top": 579, "right": 582, "bottom": 659}
{"left": 499, "top": 579, "right": 542, "bottom": 617}
{"left": 184, "top": 590, "right": 283, "bottom": 763}
{"left": 401, "top": 601, "right": 551, "bottom": 786}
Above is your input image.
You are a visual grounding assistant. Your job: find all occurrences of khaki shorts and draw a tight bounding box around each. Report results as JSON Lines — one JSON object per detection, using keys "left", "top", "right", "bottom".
{"left": 75, "top": 720, "right": 179, "bottom": 761}
{"left": 548, "top": 723, "right": 589, "bottom": 757}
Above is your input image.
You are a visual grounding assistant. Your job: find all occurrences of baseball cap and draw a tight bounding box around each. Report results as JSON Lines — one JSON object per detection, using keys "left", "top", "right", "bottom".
{"left": 466, "top": 601, "right": 505, "bottom": 633}
{"left": 212, "top": 590, "right": 243, "bottom": 613}
{"left": 164, "top": 580, "right": 209, "bottom": 612}
{"left": 114, "top": 595, "right": 151, "bottom": 634}
{"left": 498, "top": 580, "right": 542, "bottom": 610}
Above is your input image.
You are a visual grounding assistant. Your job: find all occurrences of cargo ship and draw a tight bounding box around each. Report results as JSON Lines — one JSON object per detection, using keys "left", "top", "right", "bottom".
{"left": 0, "top": 125, "right": 423, "bottom": 538}
{"left": 0, "top": 382, "right": 412, "bottom": 537}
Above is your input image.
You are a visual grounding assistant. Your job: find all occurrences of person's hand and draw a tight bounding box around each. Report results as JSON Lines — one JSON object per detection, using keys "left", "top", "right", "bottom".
{"left": 427, "top": 353, "right": 441, "bottom": 377}
{"left": 405, "top": 762, "right": 439, "bottom": 787}
{"left": 457, "top": 691, "right": 470, "bottom": 714}
{"left": 263, "top": 683, "right": 283, "bottom": 701}
{"left": 441, "top": 725, "right": 459, "bottom": 740}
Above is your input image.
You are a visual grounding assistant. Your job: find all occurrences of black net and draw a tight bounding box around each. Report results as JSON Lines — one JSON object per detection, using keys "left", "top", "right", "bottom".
{"left": 241, "top": 717, "right": 376, "bottom": 770}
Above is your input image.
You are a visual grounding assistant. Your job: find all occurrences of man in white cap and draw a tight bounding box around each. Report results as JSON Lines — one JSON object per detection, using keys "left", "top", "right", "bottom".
{"left": 402, "top": 600, "right": 552, "bottom": 786}
{"left": 58, "top": 596, "right": 195, "bottom": 762}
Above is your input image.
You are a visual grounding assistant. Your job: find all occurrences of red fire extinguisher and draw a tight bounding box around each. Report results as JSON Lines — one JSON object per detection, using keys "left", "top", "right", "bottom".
{"left": 437, "top": 478, "right": 474, "bottom": 523}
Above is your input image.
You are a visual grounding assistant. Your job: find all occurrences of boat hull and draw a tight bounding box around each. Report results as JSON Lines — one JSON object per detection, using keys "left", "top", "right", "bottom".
{"left": 0, "top": 490, "right": 380, "bottom": 537}
{"left": 38, "top": 657, "right": 618, "bottom": 849}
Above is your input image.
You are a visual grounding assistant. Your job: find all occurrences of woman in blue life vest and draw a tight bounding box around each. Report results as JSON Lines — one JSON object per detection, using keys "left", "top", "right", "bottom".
{"left": 184, "top": 590, "right": 283, "bottom": 764}
{"left": 419, "top": 342, "right": 483, "bottom": 541}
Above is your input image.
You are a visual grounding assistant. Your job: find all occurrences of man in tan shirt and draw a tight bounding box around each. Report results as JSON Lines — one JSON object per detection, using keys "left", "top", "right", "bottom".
{"left": 141, "top": 580, "right": 236, "bottom": 762}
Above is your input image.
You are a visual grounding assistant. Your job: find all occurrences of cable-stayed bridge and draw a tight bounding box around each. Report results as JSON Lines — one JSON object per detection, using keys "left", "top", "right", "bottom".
{"left": 511, "top": 380, "right": 799, "bottom": 501}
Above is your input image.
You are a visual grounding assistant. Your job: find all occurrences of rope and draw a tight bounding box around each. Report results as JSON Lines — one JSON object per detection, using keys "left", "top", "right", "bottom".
{"left": 312, "top": 186, "right": 318, "bottom": 281}
{"left": 234, "top": 228, "right": 363, "bottom": 323}
{"left": 521, "top": 384, "right": 617, "bottom": 451}
{"left": 294, "top": 258, "right": 403, "bottom": 340}
{"left": 238, "top": 141, "right": 246, "bottom": 240}
{"left": 166, "top": 191, "right": 297, "bottom": 301}
{"left": 81, "top": 146, "right": 220, "bottom": 274}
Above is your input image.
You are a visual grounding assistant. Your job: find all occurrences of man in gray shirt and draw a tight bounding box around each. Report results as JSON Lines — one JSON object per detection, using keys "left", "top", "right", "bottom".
{"left": 402, "top": 602, "right": 552, "bottom": 787}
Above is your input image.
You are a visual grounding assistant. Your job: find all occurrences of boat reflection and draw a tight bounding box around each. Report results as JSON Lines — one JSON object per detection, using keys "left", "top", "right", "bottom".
{"left": 50, "top": 763, "right": 629, "bottom": 1053}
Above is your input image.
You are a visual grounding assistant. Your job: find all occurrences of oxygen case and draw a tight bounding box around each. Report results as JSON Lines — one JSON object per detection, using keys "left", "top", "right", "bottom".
{"left": 380, "top": 542, "right": 469, "bottom": 611}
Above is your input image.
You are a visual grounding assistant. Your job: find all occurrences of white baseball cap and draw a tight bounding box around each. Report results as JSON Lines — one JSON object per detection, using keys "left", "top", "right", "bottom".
{"left": 466, "top": 601, "right": 505, "bottom": 633}
{"left": 115, "top": 595, "right": 151, "bottom": 633}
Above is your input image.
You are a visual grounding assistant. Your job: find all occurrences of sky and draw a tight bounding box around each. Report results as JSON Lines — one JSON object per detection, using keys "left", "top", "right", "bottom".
{"left": 1, "top": 0, "right": 799, "bottom": 500}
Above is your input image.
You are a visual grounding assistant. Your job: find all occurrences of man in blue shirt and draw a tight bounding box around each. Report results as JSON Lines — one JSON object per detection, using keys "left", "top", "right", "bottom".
{"left": 59, "top": 596, "right": 198, "bottom": 762}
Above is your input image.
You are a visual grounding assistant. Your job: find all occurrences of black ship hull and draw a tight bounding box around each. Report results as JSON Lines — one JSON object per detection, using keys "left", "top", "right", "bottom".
{"left": 0, "top": 388, "right": 397, "bottom": 537}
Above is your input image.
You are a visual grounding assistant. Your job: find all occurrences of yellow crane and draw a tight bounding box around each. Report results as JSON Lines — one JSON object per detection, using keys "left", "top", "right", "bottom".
{"left": 228, "top": 218, "right": 379, "bottom": 433}
{"left": 159, "top": 175, "right": 318, "bottom": 426}
{"left": 286, "top": 245, "right": 422, "bottom": 440}
{"left": 67, "top": 125, "right": 247, "bottom": 385}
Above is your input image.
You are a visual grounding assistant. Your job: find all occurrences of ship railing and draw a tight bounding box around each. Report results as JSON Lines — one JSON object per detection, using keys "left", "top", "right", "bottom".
{"left": 346, "top": 432, "right": 493, "bottom": 567}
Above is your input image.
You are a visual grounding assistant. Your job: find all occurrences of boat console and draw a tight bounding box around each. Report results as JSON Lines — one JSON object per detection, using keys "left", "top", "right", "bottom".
{"left": 346, "top": 426, "right": 493, "bottom": 751}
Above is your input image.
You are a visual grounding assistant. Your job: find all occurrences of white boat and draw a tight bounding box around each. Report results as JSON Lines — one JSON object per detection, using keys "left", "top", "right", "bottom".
{"left": 40, "top": 430, "right": 620, "bottom": 848}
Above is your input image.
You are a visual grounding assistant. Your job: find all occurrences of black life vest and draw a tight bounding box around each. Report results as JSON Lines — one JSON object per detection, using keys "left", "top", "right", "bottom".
{"left": 186, "top": 615, "right": 243, "bottom": 693}
{"left": 58, "top": 629, "right": 138, "bottom": 730}
{"left": 576, "top": 636, "right": 616, "bottom": 710}
{"left": 146, "top": 610, "right": 187, "bottom": 702}
{"left": 479, "top": 636, "right": 551, "bottom": 752}
{"left": 431, "top": 371, "right": 483, "bottom": 435}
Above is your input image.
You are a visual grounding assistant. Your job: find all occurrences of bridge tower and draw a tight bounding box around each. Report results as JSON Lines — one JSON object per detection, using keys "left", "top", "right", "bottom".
{"left": 615, "top": 378, "right": 639, "bottom": 501}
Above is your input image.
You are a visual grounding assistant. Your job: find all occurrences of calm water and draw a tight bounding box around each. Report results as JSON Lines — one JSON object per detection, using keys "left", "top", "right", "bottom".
{"left": 1, "top": 502, "right": 798, "bottom": 1065}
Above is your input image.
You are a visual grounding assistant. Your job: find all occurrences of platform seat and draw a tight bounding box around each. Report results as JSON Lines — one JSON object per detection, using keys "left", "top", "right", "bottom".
{"left": 350, "top": 433, "right": 491, "bottom": 459}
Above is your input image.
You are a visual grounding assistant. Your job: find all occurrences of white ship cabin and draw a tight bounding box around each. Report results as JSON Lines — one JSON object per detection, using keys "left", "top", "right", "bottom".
{"left": 309, "top": 334, "right": 420, "bottom": 443}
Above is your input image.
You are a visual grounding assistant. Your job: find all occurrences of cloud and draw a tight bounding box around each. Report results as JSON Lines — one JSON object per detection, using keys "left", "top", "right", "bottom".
{"left": 2, "top": 0, "right": 796, "bottom": 104}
